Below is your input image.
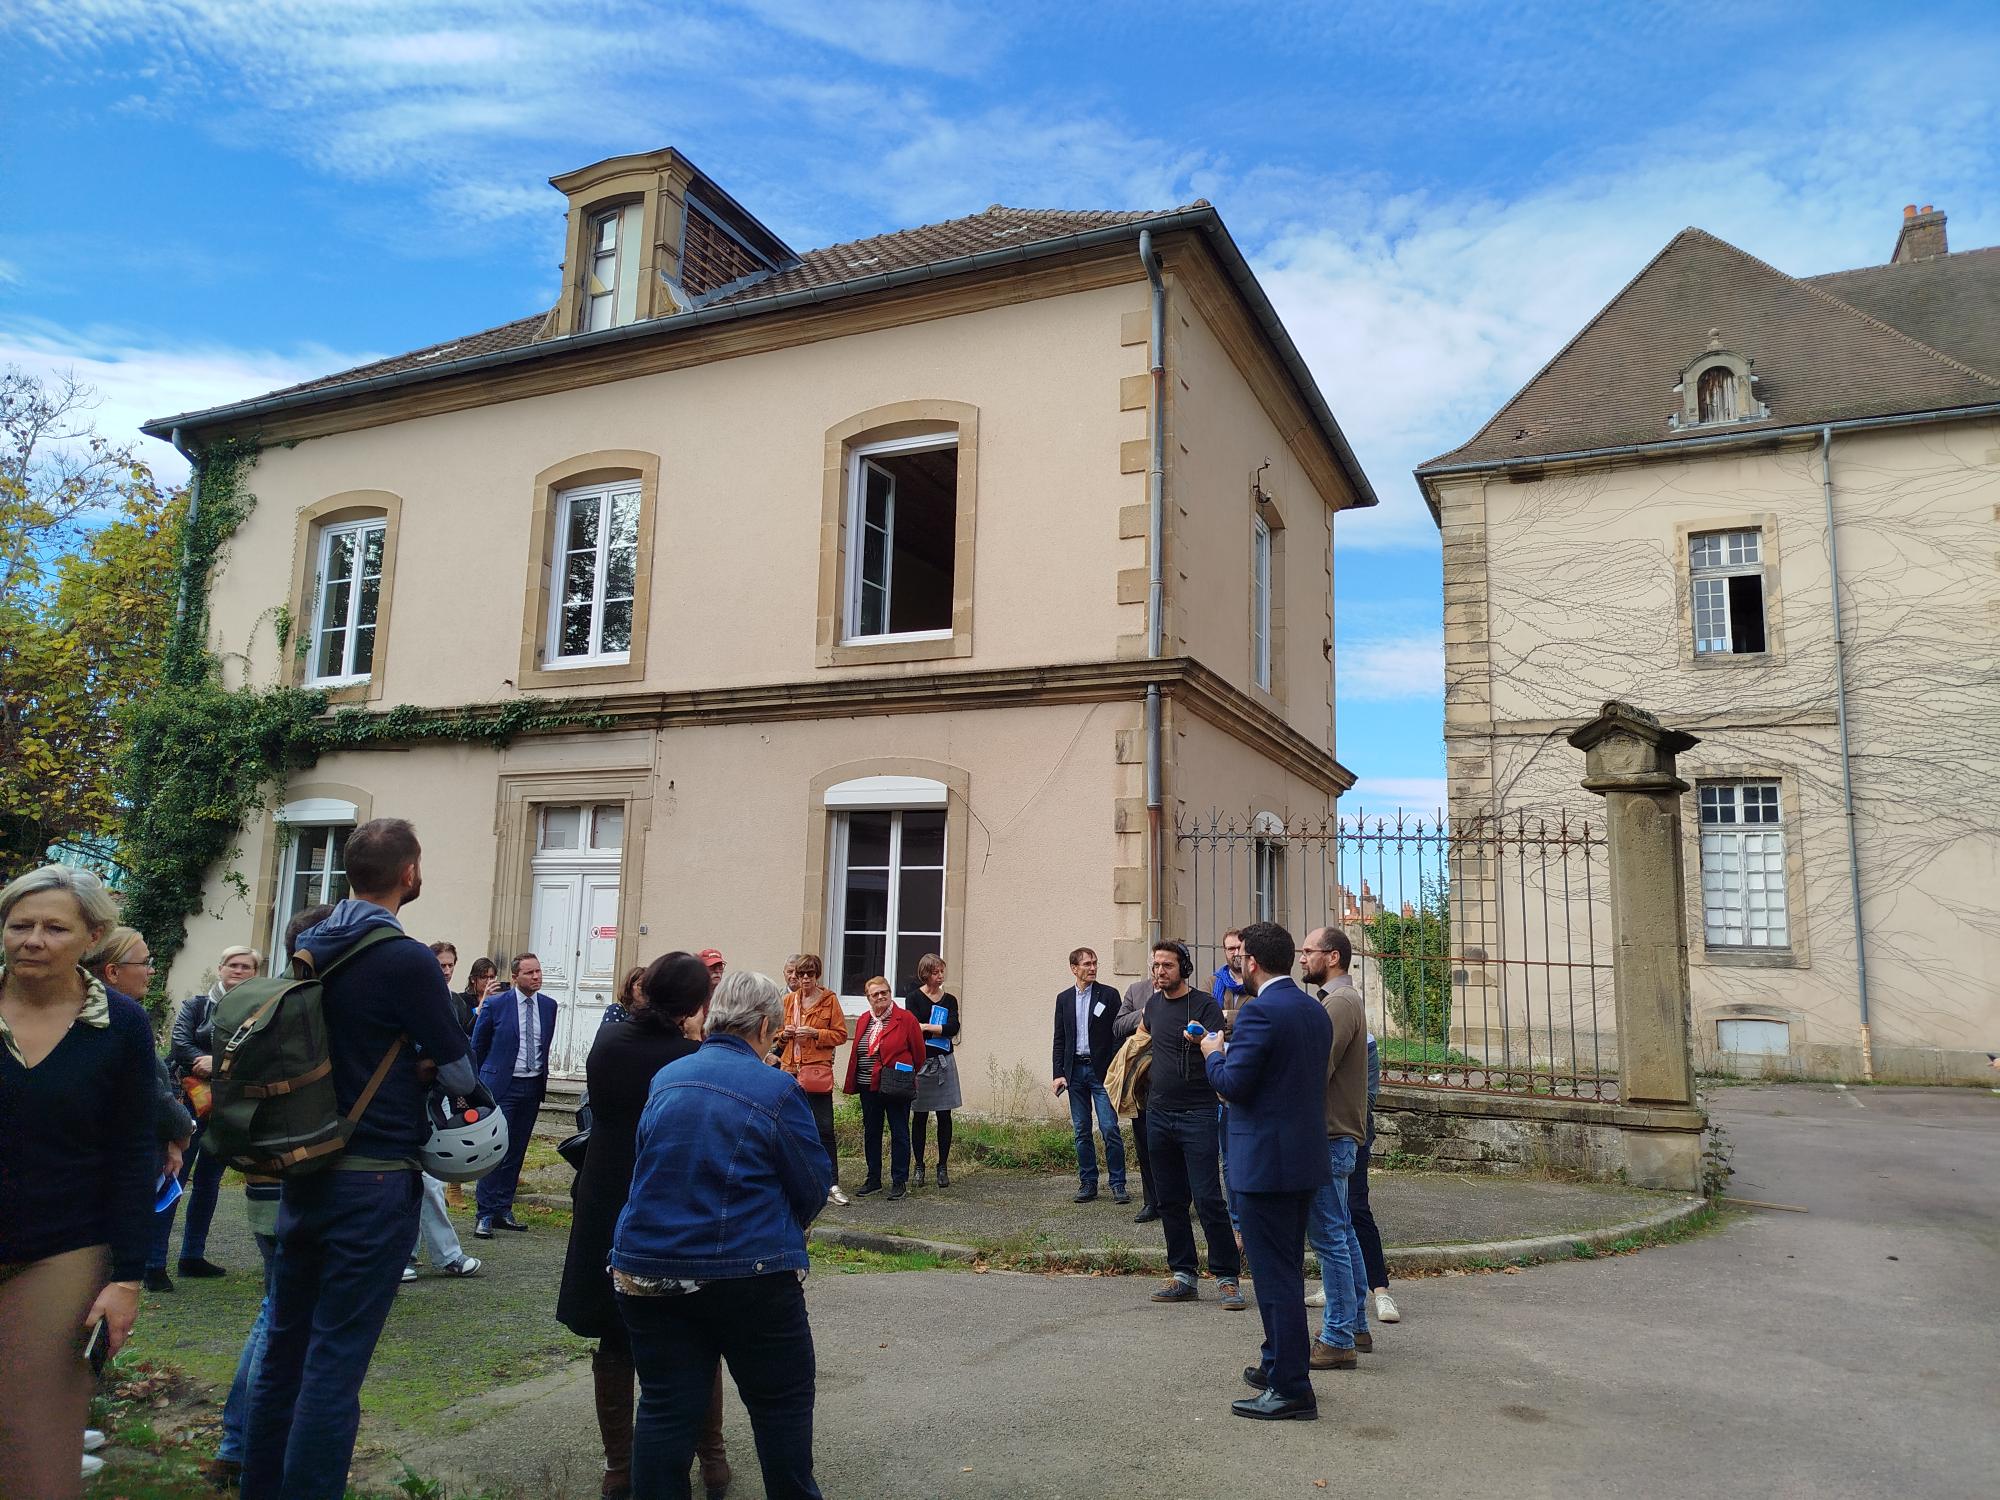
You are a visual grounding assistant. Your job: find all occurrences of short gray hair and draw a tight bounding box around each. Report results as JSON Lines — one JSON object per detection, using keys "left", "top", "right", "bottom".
{"left": 0, "top": 864, "right": 119, "bottom": 937}
{"left": 705, "top": 969, "right": 783, "bottom": 1042}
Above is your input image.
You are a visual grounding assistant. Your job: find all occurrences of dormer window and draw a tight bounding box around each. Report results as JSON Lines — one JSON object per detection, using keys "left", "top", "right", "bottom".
{"left": 585, "top": 203, "right": 644, "bottom": 332}
{"left": 1670, "top": 335, "right": 1768, "bottom": 430}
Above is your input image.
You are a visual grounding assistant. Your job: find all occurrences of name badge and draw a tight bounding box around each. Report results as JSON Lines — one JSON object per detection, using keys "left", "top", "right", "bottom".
{"left": 1092, "top": 1001, "right": 1106, "bottom": 1017}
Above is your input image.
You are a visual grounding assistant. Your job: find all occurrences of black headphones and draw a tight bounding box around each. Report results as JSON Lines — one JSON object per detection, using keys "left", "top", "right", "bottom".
{"left": 1159, "top": 940, "right": 1194, "bottom": 981}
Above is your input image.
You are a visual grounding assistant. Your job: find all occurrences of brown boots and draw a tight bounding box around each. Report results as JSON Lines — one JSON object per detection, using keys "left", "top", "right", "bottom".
{"left": 593, "top": 1343, "right": 732, "bottom": 1500}
{"left": 697, "top": 1367, "right": 733, "bottom": 1498}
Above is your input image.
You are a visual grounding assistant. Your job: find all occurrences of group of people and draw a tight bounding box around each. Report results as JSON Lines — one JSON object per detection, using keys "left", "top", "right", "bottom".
{"left": 1058, "top": 926, "right": 1400, "bottom": 1417}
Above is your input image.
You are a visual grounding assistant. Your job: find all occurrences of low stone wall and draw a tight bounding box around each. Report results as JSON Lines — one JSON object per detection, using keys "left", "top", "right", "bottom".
{"left": 1373, "top": 1084, "right": 1707, "bottom": 1192}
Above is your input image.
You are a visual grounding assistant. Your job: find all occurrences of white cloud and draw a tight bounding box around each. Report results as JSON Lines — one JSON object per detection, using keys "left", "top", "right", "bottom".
{"left": 1342, "top": 777, "right": 1449, "bottom": 817}
{"left": 1340, "top": 632, "right": 1444, "bottom": 703}
{"left": 0, "top": 321, "right": 378, "bottom": 482}
{"left": 730, "top": 0, "right": 999, "bottom": 76}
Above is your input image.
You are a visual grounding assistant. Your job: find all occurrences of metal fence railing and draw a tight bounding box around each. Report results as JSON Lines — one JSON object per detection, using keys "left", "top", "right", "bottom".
{"left": 1174, "top": 809, "right": 1617, "bottom": 1101}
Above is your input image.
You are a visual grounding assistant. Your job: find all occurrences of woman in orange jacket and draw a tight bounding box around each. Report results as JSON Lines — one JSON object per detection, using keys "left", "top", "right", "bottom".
{"left": 774, "top": 954, "right": 849, "bottom": 1206}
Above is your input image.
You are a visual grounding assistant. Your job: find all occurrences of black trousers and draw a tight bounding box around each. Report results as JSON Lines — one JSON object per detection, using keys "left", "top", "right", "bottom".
{"left": 1131, "top": 1107, "right": 1158, "bottom": 1208}
{"left": 804, "top": 1090, "right": 839, "bottom": 1187}
{"left": 858, "top": 1090, "right": 911, "bottom": 1188}
{"left": 1350, "top": 1121, "right": 1388, "bottom": 1289}
{"left": 1147, "top": 1105, "right": 1239, "bottom": 1281}
{"left": 1237, "top": 1189, "right": 1316, "bottom": 1403}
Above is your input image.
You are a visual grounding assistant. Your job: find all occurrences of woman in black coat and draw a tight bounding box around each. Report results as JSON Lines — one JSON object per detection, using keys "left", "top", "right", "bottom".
{"left": 557, "top": 952, "right": 730, "bottom": 1500}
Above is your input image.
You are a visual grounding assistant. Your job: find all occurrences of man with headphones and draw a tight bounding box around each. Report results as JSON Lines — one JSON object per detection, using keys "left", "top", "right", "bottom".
{"left": 1140, "top": 941, "right": 1244, "bottom": 1310}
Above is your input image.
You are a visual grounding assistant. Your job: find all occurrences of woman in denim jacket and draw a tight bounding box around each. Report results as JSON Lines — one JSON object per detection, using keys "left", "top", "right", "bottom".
{"left": 613, "top": 969, "right": 832, "bottom": 1500}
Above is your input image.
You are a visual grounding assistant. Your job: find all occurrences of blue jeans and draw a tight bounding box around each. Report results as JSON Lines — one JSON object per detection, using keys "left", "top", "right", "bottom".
{"left": 1308, "top": 1136, "right": 1369, "bottom": 1350}
{"left": 476, "top": 1075, "right": 545, "bottom": 1217}
{"left": 149, "top": 1118, "right": 228, "bottom": 1271}
{"left": 1147, "top": 1104, "right": 1239, "bottom": 1283}
{"left": 217, "top": 1230, "right": 278, "bottom": 1463}
{"left": 241, "top": 1168, "right": 423, "bottom": 1500}
{"left": 620, "top": 1272, "right": 823, "bottom": 1499}
{"left": 1065, "top": 1058, "right": 1126, "bottom": 1193}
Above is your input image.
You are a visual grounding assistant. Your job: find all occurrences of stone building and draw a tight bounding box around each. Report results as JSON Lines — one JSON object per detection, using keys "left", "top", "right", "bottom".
{"left": 145, "top": 148, "right": 1377, "bottom": 1100}
{"left": 1417, "top": 205, "right": 2000, "bottom": 1081}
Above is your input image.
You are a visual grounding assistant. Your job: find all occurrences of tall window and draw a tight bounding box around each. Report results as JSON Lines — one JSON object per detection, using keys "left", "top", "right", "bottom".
{"left": 829, "top": 808, "right": 946, "bottom": 1000}
{"left": 844, "top": 436, "right": 957, "bottom": 641}
{"left": 308, "top": 518, "right": 385, "bottom": 684}
{"left": 1690, "top": 530, "right": 1767, "bottom": 655}
{"left": 277, "top": 825, "right": 350, "bottom": 946}
{"left": 1252, "top": 812, "right": 1286, "bottom": 924}
{"left": 1698, "top": 781, "right": 1789, "bottom": 949}
{"left": 549, "top": 481, "right": 640, "bottom": 666}
{"left": 1251, "top": 513, "right": 1273, "bottom": 690}
{"left": 583, "top": 204, "right": 644, "bottom": 332}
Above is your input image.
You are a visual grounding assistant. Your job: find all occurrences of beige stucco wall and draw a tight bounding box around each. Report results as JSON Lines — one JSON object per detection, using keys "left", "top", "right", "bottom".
{"left": 1169, "top": 290, "right": 1338, "bottom": 754}
{"left": 203, "top": 281, "right": 1154, "bottom": 700}
{"left": 167, "top": 702, "right": 1146, "bottom": 1118}
{"left": 1442, "top": 418, "right": 2000, "bottom": 1077}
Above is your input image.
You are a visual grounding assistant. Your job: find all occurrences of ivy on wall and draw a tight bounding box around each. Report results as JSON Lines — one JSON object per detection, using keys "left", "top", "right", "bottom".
{"left": 118, "top": 443, "right": 609, "bottom": 996}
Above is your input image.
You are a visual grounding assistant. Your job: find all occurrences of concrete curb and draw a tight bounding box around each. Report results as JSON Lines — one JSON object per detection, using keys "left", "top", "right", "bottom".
{"left": 508, "top": 1193, "right": 1712, "bottom": 1273}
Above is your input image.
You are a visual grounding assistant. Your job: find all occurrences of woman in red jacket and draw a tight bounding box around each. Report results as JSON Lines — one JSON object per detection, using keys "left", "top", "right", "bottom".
{"left": 843, "top": 975, "right": 925, "bottom": 1200}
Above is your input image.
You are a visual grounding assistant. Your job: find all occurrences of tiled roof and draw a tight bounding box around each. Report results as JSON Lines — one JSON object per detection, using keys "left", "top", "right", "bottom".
{"left": 1420, "top": 229, "right": 2000, "bottom": 471}
{"left": 1804, "top": 246, "right": 2000, "bottom": 386}
{"left": 235, "top": 205, "right": 1189, "bottom": 407}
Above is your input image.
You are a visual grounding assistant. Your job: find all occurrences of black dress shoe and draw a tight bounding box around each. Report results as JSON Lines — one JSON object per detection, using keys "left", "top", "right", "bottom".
{"left": 1242, "top": 1365, "right": 1269, "bottom": 1391}
{"left": 1072, "top": 1188, "right": 1099, "bottom": 1203}
{"left": 1133, "top": 1204, "right": 1160, "bottom": 1224}
{"left": 494, "top": 1214, "right": 528, "bottom": 1232}
{"left": 854, "top": 1180, "right": 883, "bottom": 1196}
{"left": 143, "top": 1268, "right": 175, "bottom": 1293}
{"left": 178, "top": 1257, "right": 227, "bottom": 1279}
{"left": 474, "top": 1216, "right": 495, "bottom": 1239}
{"left": 1232, "top": 1387, "right": 1317, "bottom": 1421}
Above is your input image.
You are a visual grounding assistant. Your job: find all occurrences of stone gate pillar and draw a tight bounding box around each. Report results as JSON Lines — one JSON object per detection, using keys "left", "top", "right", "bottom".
{"left": 1568, "top": 701, "right": 1699, "bottom": 1110}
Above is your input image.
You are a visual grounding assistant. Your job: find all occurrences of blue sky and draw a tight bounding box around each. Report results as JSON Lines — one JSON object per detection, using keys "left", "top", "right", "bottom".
{"left": 5, "top": 1, "right": 1997, "bottom": 812}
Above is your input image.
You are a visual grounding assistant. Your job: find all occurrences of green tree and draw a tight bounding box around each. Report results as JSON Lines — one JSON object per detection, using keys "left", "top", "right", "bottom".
{"left": 1364, "top": 878, "right": 1453, "bottom": 1045}
{"left": 0, "top": 369, "right": 183, "bottom": 875}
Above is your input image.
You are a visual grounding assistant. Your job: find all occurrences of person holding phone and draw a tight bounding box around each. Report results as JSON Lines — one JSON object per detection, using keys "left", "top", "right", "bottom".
{"left": 0, "top": 865, "right": 155, "bottom": 1500}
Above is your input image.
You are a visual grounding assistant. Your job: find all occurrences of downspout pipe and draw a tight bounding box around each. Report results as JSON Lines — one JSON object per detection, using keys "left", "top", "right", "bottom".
{"left": 1140, "top": 230, "right": 1167, "bottom": 944}
{"left": 168, "top": 426, "right": 201, "bottom": 646}
{"left": 1820, "top": 426, "right": 1874, "bottom": 1079}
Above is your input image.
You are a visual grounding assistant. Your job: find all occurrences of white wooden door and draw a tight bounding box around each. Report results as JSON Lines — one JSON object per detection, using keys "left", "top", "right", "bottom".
{"left": 529, "top": 867, "right": 624, "bottom": 1080}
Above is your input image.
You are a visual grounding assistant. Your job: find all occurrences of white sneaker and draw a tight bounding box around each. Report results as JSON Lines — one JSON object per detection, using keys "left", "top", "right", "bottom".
{"left": 1374, "top": 1289, "right": 1401, "bottom": 1323}
{"left": 1304, "top": 1289, "right": 1326, "bottom": 1308}
{"left": 83, "top": 1430, "right": 106, "bottom": 1453}
{"left": 81, "top": 1453, "right": 106, "bottom": 1479}
{"left": 444, "top": 1257, "right": 482, "bottom": 1277}
{"left": 402, "top": 1264, "right": 420, "bottom": 1283}
{"left": 828, "top": 1186, "right": 850, "bottom": 1206}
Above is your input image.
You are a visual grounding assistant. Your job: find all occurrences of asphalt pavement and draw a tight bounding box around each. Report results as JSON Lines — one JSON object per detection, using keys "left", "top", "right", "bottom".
{"left": 389, "top": 1083, "right": 2000, "bottom": 1499}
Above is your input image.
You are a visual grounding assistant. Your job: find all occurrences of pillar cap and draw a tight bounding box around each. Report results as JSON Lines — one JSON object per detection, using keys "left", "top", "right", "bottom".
{"left": 1569, "top": 701, "right": 1698, "bottom": 794}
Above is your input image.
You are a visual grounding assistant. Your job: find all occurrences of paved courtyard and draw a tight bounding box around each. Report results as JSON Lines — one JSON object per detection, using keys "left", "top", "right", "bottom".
{"left": 381, "top": 1083, "right": 1998, "bottom": 1498}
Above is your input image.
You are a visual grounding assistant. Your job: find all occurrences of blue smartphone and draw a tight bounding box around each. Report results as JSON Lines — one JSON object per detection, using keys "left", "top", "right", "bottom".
{"left": 1184, "top": 1022, "right": 1207, "bottom": 1040}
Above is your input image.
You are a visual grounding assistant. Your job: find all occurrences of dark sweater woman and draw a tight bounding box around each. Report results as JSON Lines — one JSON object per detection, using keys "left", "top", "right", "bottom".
{"left": 0, "top": 864, "right": 155, "bottom": 1500}
{"left": 904, "top": 953, "right": 963, "bottom": 1187}
{"left": 557, "top": 952, "right": 730, "bottom": 1500}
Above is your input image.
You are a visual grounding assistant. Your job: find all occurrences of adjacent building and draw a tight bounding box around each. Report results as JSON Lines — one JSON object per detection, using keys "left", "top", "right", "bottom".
{"left": 1418, "top": 205, "right": 2000, "bottom": 1081}
{"left": 146, "top": 148, "right": 1376, "bottom": 1099}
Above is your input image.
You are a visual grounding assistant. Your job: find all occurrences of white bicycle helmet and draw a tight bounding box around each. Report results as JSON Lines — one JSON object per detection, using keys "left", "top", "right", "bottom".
{"left": 422, "top": 1090, "right": 510, "bottom": 1183}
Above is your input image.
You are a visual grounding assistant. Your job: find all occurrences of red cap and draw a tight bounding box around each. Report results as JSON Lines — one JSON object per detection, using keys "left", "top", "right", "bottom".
{"left": 699, "top": 948, "right": 725, "bottom": 966}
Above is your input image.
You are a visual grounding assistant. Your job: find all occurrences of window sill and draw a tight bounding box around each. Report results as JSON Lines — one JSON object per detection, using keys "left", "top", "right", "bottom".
{"left": 1699, "top": 947, "right": 1802, "bottom": 970}
{"left": 519, "top": 657, "right": 642, "bottom": 689}
{"left": 1688, "top": 652, "right": 1774, "bottom": 667}
{"left": 821, "top": 631, "right": 970, "bottom": 668}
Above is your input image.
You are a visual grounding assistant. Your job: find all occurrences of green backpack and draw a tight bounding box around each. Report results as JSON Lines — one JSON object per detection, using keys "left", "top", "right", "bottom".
{"left": 206, "top": 927, "right": 407, "bottom": 1177}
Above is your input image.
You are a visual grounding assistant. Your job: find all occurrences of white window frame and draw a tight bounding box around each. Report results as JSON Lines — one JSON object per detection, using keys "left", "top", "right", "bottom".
{"left": 271, "top": 819, "right": 353, "bottom": 957}
{"left": 584, "top": 203, "right": 644, "bottom": 333}
{"left": 546, "top": 480, "right": 641, "bottom": 669}
{"left": 1252, "top": 513, "right": 1273, "bottom": 690}
{"left": 826, "top": 805, "right": 947, "bottom": 1011}
{"left": 306, "top": 517, "right": 386, "bottom": 687}
{"left": 1690, "top": 529, "right": 1766, "bottom": 656}
{"left": 1698, "top": 780, "right": 1789, "bottom": 949}
{"left": 841, "top": 432, "right": 958, "bottom": 646}
{"left": 1252, "top": 811, "right": 1285, "bottom": 924}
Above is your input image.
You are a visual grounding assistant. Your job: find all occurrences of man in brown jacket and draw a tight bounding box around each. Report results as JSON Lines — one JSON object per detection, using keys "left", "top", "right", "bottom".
{"left": 1300, "top": 925, "right": 1371, "bottom": 1369}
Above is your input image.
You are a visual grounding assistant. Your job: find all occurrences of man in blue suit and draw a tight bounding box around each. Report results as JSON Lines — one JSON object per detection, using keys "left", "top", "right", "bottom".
{"left": 1199, "top": 921, "right": 1332, "bottom": 1420}
{"left": 470, "top": 952, "right": 556, "bottom": 1237}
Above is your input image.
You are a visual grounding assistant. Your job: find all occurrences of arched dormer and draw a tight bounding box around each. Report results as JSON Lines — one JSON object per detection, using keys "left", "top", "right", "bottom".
{"left": 1669, "top": 333, "right": 1768, "bottom": 430}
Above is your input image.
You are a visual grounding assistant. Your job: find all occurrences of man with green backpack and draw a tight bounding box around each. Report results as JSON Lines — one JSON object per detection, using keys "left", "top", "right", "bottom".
{"left": 225, "top": 818, "right": 488, "bottom": 1500}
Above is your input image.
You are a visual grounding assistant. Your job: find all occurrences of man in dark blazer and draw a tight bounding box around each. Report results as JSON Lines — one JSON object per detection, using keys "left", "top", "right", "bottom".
{"left": 1200, "top": 921, "right": 1332, "bottom": 1420}
{"left": 1050, "top": 946, "right": 1129, "bottom": 1204}
{"left": 470, "top": 952, "right": 557, "bottom": 1237}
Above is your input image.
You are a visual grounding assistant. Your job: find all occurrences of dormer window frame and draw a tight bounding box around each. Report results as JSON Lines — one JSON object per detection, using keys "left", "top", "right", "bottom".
{"left": 582, "top": 198, "right": 646, "bottom": 334}
{"left": 1669, "top": 346, "right": 1769, "bottom": 431}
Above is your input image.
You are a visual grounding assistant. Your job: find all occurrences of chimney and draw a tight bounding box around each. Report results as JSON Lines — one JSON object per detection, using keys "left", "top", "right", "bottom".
{"left": 1891, "top": 203, "right": 1948, "bottom": 264}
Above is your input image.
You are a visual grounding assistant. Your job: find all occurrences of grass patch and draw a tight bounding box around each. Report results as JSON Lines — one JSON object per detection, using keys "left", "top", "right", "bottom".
{"left": 1379, "top": 1037, "right": 1482, "bottom": 1067}
{"left": 829, "top": 1092, "right": 1086, "bottom": 1173}
{"left": 808, "top": 1240, "right": 957, "bottom": 1274}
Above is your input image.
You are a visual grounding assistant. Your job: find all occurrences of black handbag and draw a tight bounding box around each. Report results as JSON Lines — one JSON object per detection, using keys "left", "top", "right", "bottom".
{"left": 876, "top": 1063, "right": 918, "bottom": 1101}
{"left": 556, "top": 1092, "right": 594, "bottom": 1171}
